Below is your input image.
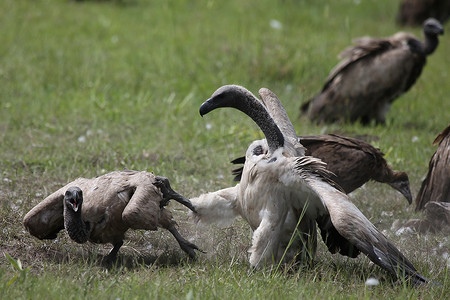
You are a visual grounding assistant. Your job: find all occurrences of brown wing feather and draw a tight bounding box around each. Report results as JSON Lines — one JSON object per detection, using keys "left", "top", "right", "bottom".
{"left": 301, "top": 32, "right": 426, "bottom": 124}
{"left": 295, "top": 166, "right": 429, "bottom": 285}
{"left": 300, "top": 134, "right": 384, "bottom": 193}
{"left": 324, "top": 38, "right": 394, "bottom": 91}
{"left": 416, "top": 125, "right": 450, "bottom": 210}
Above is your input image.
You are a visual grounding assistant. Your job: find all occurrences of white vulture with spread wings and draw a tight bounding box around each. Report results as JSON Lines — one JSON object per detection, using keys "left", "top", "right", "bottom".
{"left": 191, "top": 85, "right": 429, "bottom": 285}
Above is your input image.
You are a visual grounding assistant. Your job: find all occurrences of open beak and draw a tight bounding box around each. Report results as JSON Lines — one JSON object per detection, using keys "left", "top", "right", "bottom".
{"left": 72, "top": 201, "right": 79, "bottom": 212}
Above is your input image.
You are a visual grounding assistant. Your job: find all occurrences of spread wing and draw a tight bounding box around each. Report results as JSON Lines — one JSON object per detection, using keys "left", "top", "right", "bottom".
{"left": 280, "top": 155, "right": 428, "bottom": 285}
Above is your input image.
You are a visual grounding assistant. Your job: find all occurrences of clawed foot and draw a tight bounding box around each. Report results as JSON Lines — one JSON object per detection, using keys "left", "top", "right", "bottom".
{"left": 101, "top": 241, "right": 123, "bottom": 267}
{"left": 166, "top": 225, "right": 205, "bottom": 260}
{"left": 154, "top": 176, "right": 197, "bottom": 213}
{"left": 179, "top": 238, "right": 206, "bottom": 260}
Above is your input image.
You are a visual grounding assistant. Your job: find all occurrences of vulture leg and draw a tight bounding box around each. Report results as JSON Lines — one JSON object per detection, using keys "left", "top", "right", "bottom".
{"left": 103, "top": 240, "right": 124, "bottom": 264}
{"left": 154, "top": 176, "right": 197, "bottom": 213}
{"left": 294, "top": 213, "right": 317, "bottom": 265}
{"left": 165, "top": 224, "right": 203, "bottom": 260}
{"left": 157, "top": 209, "right": 203, "bottom": 259}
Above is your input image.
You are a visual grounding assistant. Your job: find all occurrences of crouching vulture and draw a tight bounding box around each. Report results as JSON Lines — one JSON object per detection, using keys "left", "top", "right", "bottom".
{"left": 23, "top": 170, "right": 201, "bottom": 262}
{"left": 300, "top": 18, "right": 443, "bottom": 124}
{"left": 415, "top": 124, "right": 450, "bottom": 211}
{"left": 193, "top": 85, "right": 429, "bottom": 285}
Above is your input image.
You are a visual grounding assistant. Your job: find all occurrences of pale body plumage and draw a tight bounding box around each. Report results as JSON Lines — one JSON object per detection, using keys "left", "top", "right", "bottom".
{"left": 232, "top": 134, "right": 413, "bottom": 204}
{"left": 24, "top": 170, "right": 200, "bottom": 261}
{"left": 192, "top": 85, "right": 428, "bottom": 284}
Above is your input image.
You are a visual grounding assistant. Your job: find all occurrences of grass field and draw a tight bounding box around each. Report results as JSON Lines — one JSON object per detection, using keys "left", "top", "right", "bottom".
{"left": 0, "top": 0, "right": 449, "bottom": 298}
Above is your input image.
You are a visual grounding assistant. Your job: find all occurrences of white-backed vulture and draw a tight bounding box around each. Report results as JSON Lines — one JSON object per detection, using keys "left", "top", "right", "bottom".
{"left": 300, "top": 18, "right": 444, "bottom": 125}
{"left": 415, "top": 125, "right": 450, "bottom": 211}
{"left": 23, "top": 170, "right": 201, "bottom": 262}
{"left": 232, "top": 133, "right": 412, "bottom": 204}
{"left": 193, "top": 85, "right": 429, "bottom": 285}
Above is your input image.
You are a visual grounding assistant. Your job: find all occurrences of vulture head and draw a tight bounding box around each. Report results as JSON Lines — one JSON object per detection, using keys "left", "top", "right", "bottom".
{"left": 64, "top": 186, "right": 83, "bottom": 213}
{"left": 424, "top": 18, "right": 444, "bottom": 36}
{"left": 200, "top": 85, "right": 284, "bottom": 154}
{"left": 63, "top": 186, "right": 90, "bottom": 244}
{"left": 421, "top": 18, "right": 444, "bottom": 55}
{"left": 387, "top": 172, "right": 413, "bottom": 204}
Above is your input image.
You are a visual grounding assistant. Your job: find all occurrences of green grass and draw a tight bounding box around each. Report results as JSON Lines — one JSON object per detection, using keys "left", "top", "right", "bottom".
{"left": 0, "top": 0, "right": 449, "bottom": 298}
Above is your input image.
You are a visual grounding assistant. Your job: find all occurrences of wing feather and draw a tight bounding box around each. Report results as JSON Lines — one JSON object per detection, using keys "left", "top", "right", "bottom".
{"left": 286, "top": 156, "right": 429, "bottom": 285}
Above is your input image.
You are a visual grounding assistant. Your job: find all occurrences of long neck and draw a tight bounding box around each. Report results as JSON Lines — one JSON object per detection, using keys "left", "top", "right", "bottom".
{"left": 423, "top": 33, "right": 439, "bottom": 55}
{"left": 235, "top": 91, "right": 285, "bottom": 153}
{"left": 64, "top": 206, "right": 90, "bottom": 243}
{"left": 201, "top": 87, "right": 285, "bottom": 154}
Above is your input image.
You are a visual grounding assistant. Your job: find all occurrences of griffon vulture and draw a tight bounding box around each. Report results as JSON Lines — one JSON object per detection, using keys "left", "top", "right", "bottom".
{"left": 23, "top": 170, "right": 201, "bottom": 262}
{"left": 300, "top": 18, "right": 444, "bottom": 124}
{"left": 415, "top": 125, "right": 450, "bottom": 211}
{"left": 192, "top": 85, "right": 428, "bottom": 285}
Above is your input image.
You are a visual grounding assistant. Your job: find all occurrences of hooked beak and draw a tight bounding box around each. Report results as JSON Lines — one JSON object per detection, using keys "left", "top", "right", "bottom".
{"left": 199, "top": 98, "right": 214, "bottom": 117}
{"left": 388, "top": 181, "right": 413, "bottom": 205}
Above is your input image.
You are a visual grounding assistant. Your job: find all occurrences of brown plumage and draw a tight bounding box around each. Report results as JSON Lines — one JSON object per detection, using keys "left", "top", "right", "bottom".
{"left": 402, "top": 201, "right": 450, "bottom": 234}
{"left": 232, "top": 135, "right": 412, "bottom": 204}
{"left": 23, "top": 170, "right": 201, "bottom": 262}
{"left": 397, "top": 0, "right": 450, "bottom": 26}
{"left": 302, "top": 134, "right": 412, "bottom": 203}
{"left": 300, "top": 18, "right": 444, "bottom": 125}
{"left": 415, "top": 125, "right": 450, "bottom": 211}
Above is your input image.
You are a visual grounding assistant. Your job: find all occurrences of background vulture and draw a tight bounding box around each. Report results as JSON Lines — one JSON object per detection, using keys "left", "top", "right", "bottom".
{"left": 415, "top": 124, "right": 450, "bottom": 211}
{"left": 300, "top": 18, "right": 443, "bottom": 125}
{"left": 397, "top": 0, "right": 450, "bottom": 26}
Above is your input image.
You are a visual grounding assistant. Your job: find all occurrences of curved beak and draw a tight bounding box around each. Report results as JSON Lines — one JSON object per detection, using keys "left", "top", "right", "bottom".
{"left": 388, "top": 181, "right": 413, "bottom": 205}
{"left": 199, "top": 98, "right": 215, "bottom": 117}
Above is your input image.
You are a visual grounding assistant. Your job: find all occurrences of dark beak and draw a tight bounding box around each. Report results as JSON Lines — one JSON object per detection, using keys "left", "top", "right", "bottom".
{"left": 199, "top": 98, "right": 214, "bottom": 117}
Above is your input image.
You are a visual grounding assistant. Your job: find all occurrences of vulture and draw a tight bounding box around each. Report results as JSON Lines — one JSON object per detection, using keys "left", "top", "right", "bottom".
{"left": 192, "top": 85, "right": 429, "bottom": 285}
{"left": 23, "top": 170, "right": 201, "bottom": 262}
{"left": 415, "top": 125, "right": 450, "bottom": 211}
{"left": 401, "top": 201, "right": 450, "bottom": 234}
{"left": 231, "top": 134, "right": 412, "bottom": 204}
{"left": 300, "top": 18, "right": 444, "bottom": 125}
{"left": 397, "top": 0, "right": 450, "bottom": 26}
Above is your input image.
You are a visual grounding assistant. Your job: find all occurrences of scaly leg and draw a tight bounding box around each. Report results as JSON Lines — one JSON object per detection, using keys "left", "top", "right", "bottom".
{"left": 102, "top": 240, "right": 123, "bottom": 264}
{"left": 165, "top": 224, "right": 203, "bottom": 259}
